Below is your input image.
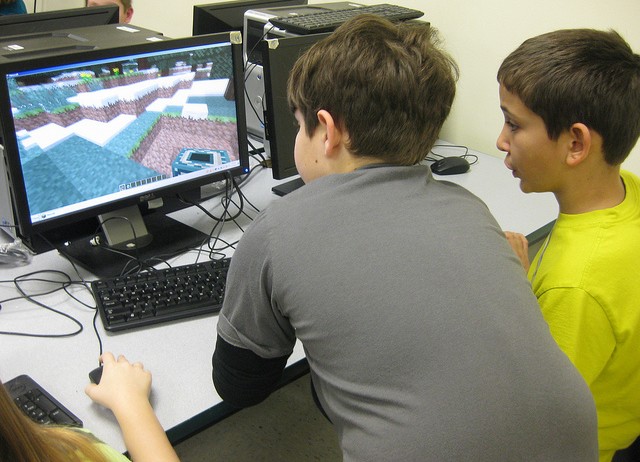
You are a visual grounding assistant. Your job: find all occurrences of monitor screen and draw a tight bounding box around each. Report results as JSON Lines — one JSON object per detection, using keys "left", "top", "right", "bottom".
{"left": 0, "top": 6, "right": 120, "bottom": 38}
{"left": 193, "top": 0, "right": 308, "bottom": 36}
{"left": 261, "top": 33, "right": 329, "bottom": 193}
{"left": 0, "top": 32, "right": 249, "bottom": 276}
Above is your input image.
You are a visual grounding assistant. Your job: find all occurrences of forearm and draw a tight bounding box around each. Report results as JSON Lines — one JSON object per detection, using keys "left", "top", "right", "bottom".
{"left": 112, "top": 401, "right": 179, "bottom": 462}
{"left": 213, "top": 334, "right": 289, "bottom": 407}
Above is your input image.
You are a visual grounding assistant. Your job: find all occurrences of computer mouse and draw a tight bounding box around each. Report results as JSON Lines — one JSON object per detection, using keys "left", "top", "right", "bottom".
{"left": 430, "top": 156, "right": 471, "bottom": 175}
{"left": 89, "top": 365, "right": 103, "bottom": 385}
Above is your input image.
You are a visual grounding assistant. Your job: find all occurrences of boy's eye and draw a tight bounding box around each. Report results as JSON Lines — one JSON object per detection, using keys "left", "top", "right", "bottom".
{"left": 506, "top": 120, "right": 519, "bottom": 131}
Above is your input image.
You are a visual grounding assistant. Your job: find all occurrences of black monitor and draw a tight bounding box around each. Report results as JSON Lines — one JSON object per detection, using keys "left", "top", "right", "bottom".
{"left": 0, "top": 32, "right": 250, "bottom": 277}
{"left": 0, "top": 6, "right": 120, "bottom": 38}
{"left": 261, "top": 33, "right": 329, "bottom": 195}
{"left": 192, "top": 0, "right": 308, "bottom": 36}
{"left": 0, "top": 24, "right": 166, "bottom": 65}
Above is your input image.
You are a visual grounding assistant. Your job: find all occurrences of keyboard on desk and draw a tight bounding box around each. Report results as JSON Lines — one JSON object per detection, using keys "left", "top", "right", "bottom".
{"left": 268, "top": 3, "right": 424, "bottom": 34}
{"left": 5, "top": 374, "right": 83, "bottom": 427}
{"left": 92, "top": 258, "right": 230, "bottom": 332}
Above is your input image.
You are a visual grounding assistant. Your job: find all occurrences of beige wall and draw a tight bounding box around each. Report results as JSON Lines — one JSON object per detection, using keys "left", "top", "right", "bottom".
{"left": 35, "top": 0, "right": 640, "bottom": 174}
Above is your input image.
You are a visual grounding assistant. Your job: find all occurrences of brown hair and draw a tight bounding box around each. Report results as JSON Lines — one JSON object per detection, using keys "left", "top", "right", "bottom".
{"left": 288, "top": 14, "right": 458, "bottom": 165}
{"left": 0, "top": 380, "right": 109, "bottom": 462}
{"left": 498, "top": 29, "right": 640, "bottom": 165}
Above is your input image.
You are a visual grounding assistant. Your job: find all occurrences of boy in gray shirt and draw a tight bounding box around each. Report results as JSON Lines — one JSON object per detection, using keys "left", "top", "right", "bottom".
{"left": 213, "top": 15, "right": 598, "bottom": 461}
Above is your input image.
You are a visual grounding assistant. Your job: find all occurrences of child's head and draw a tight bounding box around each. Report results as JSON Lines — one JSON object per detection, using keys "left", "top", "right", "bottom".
{"left": 0, "top": 379, "right": 109, "bottom": 462}
{"left": 287, "top": 14, "right": 458, "bottom": 166}
{"left": 498, "top": 29, "right": 640, "bottom": 166}
{"left": 86, "top": 0, "right": 133, "bottom": 23}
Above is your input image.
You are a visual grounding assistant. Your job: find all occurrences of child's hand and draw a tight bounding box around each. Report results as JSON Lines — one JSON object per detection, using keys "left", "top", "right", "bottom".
{"left": 504, "top": 231, "right": 530, "bottom": 272}
{"left": 85, "top": 352, "right": 152, "bottom": 415}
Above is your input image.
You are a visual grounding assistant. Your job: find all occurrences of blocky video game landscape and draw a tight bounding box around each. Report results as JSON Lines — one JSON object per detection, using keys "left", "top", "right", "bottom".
{"left": 7, "top": 44, "right": 240, "bottom": 218}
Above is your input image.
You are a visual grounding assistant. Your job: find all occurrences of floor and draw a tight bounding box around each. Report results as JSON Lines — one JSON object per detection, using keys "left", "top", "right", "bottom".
{"left": 173, "top": 373, "right": 342, "bottom": 462}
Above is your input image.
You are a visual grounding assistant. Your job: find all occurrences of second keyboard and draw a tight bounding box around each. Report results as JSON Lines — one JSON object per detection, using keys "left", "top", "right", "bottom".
{"left": 92, "top": 258, "right": 230, "bottom": 332}
{"left": 268, "top": 4, "right": 424, "bottom": 35}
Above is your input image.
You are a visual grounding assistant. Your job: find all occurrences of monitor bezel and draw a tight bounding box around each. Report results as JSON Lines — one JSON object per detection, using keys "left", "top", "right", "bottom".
{"left": 0, "top": 6, "right": 120, "bottom": 39}
{"left": 192, "top": 0, "right": 308, "bottom": 36}
{"left": 0, "top": 32, "right": 250, "bottom": 244}
{"left": 262, "top": 33, "right": 330, "bottom": 180}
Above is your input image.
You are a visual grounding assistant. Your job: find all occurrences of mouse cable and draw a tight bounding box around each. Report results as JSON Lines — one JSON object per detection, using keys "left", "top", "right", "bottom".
{"left": 39, "top": 233, "right": 106, "bottom": 355}
{"left": 0, "top": 269, "right": 88, "bottom": 338}
{"left": 428, "top": 144, "right": 478, "bottom": 165}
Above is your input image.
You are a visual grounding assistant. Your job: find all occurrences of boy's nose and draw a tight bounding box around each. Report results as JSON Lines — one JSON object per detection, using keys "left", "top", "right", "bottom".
{"left": 496, "top": 128, "right": 509, "bottom": 153}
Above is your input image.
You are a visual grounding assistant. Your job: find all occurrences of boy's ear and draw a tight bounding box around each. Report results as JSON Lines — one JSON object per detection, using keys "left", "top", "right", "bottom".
{"left": 565, "top": 123, "right": 592, "bottom": 167}
{"left": 316, "top": 109, "right": 343, "bottom": 157}
{"left": 124, "top": 7, "right": 134, "bottom": 23}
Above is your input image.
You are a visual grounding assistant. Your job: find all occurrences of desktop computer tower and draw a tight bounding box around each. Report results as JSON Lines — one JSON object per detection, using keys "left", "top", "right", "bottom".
{"left": 242, "top": 2, "right": 364, "bottom": 142}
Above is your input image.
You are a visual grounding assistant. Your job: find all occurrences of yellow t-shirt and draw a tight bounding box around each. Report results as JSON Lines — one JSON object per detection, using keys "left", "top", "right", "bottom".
{"left": 74, "top": 428, "right": 130, "bottom": 461}
{"left": 528, "top": 170, "right": 640, "bottom": 462}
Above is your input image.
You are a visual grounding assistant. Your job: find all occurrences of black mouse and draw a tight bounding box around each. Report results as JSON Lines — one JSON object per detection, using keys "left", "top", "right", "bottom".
{"left": 430, "top": 156, "right": 470, "bottom": 175}
{"left": 89, "top": 365, "right": 103, "bottom": 385}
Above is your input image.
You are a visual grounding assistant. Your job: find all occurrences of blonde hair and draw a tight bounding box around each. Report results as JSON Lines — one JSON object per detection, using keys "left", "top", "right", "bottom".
{"left": 0, "top": 381, "right": 110, "bottom": 462}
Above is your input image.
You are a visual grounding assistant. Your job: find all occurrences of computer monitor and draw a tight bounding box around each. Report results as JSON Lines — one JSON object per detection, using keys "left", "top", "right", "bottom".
{"left": 192, "top": 0, "right": 308, "bottom": 36}
{"left": 0, "top": 6, "right": 120, "bottom": 38}
{"left": 0, "top": 24, "right": 166, "bottom": 66}
{"left": 261, "top": 33, "right": 329, "bottom": 195}
{"left": 0, "top": 32, "right": 250, "bottom": 277}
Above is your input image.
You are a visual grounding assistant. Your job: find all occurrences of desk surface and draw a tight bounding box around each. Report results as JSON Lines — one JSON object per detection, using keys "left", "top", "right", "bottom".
{"left": 0, "top": 144, "right": 557, "bottom": 453}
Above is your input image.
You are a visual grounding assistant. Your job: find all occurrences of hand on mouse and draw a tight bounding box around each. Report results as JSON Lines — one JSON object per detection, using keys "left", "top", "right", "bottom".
{"left": 85, "top": 352, "right": 152, "bottom": 416}
{"left": 504, "top": 231, "right": 530, "bottom": 271}
{"left": 85, "top": 352, "right": 179, "bottom": 462}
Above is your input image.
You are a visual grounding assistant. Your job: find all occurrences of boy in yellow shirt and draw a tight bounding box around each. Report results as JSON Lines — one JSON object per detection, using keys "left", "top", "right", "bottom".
{"left": 497, "top": 29, "right": 640, "bottom": 462}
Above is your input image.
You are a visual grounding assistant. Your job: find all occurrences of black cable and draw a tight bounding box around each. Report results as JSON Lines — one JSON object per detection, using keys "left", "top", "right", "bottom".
{"left": 0, "top": 270, "right": 88, "bottom": 338}
{"left": 36, "top": 233, "right": 104, "bottom": 356}
{"left": 243, "top": 25, "right": 276, "bottom": 127}
{"left": 232, "top": 174, "right": 261, "bottom": 214}
{"left": 248, "top": 144, "right": 266, "bottom": 163}
{"left": 427, "top": 144, "right": 478, "bottom": 165}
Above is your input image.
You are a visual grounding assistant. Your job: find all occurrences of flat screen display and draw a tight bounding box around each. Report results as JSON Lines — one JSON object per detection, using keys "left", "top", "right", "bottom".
{"left": 0, "top": 6, "right": 119, "bottom": 38}
{"left": 0, "top": 33, "right": 249, "bottom": 275}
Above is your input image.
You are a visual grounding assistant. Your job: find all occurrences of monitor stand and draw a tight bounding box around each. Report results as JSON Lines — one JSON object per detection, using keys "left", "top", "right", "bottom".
{"left": 55, "top": 206, "right": 209, "bottom": 278}
{"left": 271, "top": 177, "right": 305, "bottom": 196}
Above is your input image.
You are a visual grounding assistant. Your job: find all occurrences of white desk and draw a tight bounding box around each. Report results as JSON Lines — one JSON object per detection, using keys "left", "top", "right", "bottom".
{"left": 0, "top": 144, "right": 557, "bottom": 453}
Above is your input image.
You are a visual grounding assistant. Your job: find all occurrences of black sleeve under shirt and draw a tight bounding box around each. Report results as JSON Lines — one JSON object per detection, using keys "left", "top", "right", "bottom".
{"left": 212, "top": 334, "right": 289, "bottom": 408}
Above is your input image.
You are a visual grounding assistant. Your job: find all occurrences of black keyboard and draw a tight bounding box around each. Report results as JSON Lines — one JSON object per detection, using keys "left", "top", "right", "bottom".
{"left": 5, "top": 374, "right": 83, "bottom": 427}
{"left": 92, "top": 258, "right": 230, "bottom": 332}
{"left": 268, "top": 4, "right": 424, "bottom": 35}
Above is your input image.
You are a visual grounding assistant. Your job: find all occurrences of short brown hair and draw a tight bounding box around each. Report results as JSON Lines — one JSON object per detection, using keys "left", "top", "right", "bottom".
{"left": 288, "top": 15, "right": 458, "bottom": 165}
{"left": 498, "top": 29, "right": 640, "bottom": 165}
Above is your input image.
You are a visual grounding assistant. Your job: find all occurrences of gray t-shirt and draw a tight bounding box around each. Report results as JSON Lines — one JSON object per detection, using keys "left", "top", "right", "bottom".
{"left": 218, "top": 164, "right": 597, "bottom": 461}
